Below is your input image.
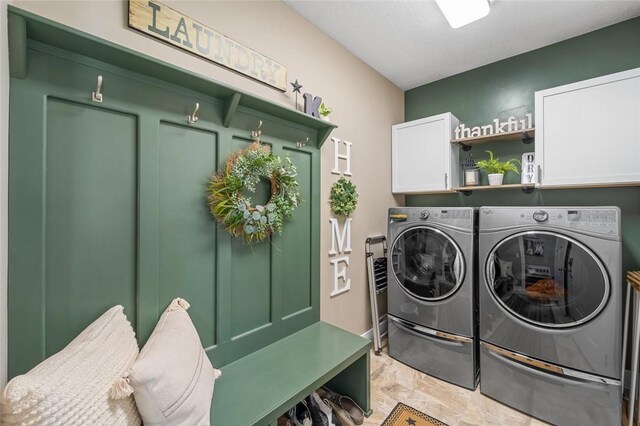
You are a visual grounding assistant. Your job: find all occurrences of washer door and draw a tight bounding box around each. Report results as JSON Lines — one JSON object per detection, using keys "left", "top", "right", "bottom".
{"left": 486, "top": 231, "right": 610, "bottom": 328}
{"left": 391, "top": 226, "right": 465, "bottom": 301}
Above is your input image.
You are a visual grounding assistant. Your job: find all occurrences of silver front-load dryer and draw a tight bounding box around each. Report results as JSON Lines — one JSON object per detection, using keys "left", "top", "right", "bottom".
{"left": 478, "top": 206, "right": 622, "bottom": 426}
{"left": 387, "top": 207, "right": 477, "bottom": 389}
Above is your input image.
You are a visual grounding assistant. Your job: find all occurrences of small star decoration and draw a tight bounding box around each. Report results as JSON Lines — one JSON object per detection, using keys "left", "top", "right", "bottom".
{"left": 290, "top": 79, "right": 303, "bottom": 94}
{"left": 406, "top": 417, "right": 417, "bottom": 426}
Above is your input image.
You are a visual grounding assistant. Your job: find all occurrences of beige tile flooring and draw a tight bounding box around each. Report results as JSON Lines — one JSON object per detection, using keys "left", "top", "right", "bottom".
{"left": 365, "top": 343, "right": 550, "bottom": 426}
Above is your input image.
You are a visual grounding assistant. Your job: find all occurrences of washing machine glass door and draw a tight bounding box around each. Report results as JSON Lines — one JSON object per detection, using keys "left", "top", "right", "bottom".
{"left": 486, "top": 231, "right": 609, "bottom": 328}
{"left": 391, "top": 226, "right": 465, "bottom": 301}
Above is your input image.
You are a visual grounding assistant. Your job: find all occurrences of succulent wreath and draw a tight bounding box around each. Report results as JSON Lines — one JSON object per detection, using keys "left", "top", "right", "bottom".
{"left": 208, "top": 141, "right": 301, "bottom": 243}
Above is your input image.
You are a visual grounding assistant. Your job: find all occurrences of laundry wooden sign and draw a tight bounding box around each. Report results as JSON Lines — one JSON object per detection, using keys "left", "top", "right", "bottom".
{"left": 128, "top": 0, "right": 288, "bottom": 91}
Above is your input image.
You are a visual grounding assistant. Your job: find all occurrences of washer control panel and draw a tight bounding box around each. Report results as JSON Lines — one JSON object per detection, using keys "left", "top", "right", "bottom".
{"left": 438, "top": 209, "right": 471, "bottom": 220}
{"left": 388, "top": 208, "right": 474, "bottom": 230}
{"left": 480, "top": 207, "right": 620, "bottom": 237}
{"left": 566, "top": 209, "right": 617, "bottom": 224}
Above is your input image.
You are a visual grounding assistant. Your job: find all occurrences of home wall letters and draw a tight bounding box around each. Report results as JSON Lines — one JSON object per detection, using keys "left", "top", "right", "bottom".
{"left": 329, "top": 137, "right": 353, "bottom": 297}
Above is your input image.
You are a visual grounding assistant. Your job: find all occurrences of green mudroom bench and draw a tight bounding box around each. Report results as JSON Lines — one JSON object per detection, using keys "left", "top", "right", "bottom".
{"left": 211, "top": 322, "right": 372, "bottom": 426}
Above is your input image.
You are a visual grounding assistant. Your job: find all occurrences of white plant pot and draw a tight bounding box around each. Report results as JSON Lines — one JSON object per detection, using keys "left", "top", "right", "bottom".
{"left": 321, "top": 115, "right": 331, "bottom": 122}
{"left": 488, "top": 173, "right": 504, "bottom": 186}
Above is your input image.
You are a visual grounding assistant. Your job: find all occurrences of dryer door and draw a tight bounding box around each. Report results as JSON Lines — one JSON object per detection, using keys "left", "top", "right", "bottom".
{"left": 486, "top": 231, "right": 609, "bottom": 328}
{"left": 391, "top": 226, "right": 465, "bottom": 301}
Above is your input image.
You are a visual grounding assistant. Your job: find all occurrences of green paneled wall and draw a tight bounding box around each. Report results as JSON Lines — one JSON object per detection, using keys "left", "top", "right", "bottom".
{"left": 45, "top": 99, "right": 138, "bottom": 357}
{"left": 280, "top": 147, "right": 313, "bottom": 319}
{"left": 8, "top": 41, "right": 320, "bottom": 378}
{"left": 158, "top": 122, "right": 218, "bottom": 349}
{"left": 404, "top": 17, "right": 640, "bottom": 275}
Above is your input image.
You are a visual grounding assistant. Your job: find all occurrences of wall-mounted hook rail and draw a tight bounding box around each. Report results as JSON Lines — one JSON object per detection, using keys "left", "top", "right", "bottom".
{"left": 187, "top": 102, "right": 200, "bottom": 124}
{"left": 251, "top": 120, "right": 263, "bottom": 139}
{"left": 91, "top": 75, "right": 103, "bottom": 103}
{"left": 296, "top": 137, "right": 309, "bottom": 148}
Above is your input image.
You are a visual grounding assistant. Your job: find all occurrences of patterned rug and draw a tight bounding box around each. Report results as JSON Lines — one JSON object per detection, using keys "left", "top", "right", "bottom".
{"left": 381, "top": 402, "right": 449, "bottom": 426}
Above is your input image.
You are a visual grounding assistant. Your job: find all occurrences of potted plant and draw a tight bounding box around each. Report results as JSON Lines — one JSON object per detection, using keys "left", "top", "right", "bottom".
{"left": 319, "top": 102, "right": 332, "bottom": 121}
{"left": 477, "top": 150, "right": 520, "bottom": 186}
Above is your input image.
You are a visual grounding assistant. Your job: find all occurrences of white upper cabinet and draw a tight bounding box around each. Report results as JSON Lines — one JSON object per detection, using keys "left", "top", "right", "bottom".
{"left": 535, "top": 67, "right": 640, "bottom": 187}
{"left": 392, "top": 113, "right": 460, "bottom": 194}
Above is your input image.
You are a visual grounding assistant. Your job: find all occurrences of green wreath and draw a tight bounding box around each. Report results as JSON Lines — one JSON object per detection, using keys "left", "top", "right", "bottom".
{"left": 330, "top": 177, "right": 358, "bottom": 216}
{"left": 208, "top": 141, "right": 301, "bottom": 242}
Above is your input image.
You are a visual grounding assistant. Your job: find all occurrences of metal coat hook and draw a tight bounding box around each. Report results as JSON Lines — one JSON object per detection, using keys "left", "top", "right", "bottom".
{"left": 251, "top": 120, "right": 263, "bottom": 139}
{"left": 187, "top": 102, "right": 200, "bottom": 124}
{"left": 91, "top": 75, "right": 103, "bottom": 103}
{"left": 296, "top": 137, "right": 309, "bottom": 148}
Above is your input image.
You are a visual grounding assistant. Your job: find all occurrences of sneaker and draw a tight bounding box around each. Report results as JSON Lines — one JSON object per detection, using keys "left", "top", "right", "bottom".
{"left": 338, "top": 396, "right": 364, "bottom": 425}
{"left": 325, "top": 399, "right": 355, "bottom": 426}
{"left": 278, "top": 416, "right": 295, "bottom": 426}
{"left": 317, "top": 387, "right": 339, "bottom": 403}
{"left": 306, "top": 395, "right": 327, "bottom": 426}
{"left": 311, "top": 392, "right": 334, "bottom": 426}
{"left": 289, "top": 401, "right": 312, "bottom": 426}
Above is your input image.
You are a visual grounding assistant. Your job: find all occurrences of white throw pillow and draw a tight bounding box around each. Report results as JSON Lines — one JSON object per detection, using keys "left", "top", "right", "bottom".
{"left": 1, "top": 305, "right": 141, "bottom": 425}
{"left": 129, "top": 298, "right": 221, "bottom": 426}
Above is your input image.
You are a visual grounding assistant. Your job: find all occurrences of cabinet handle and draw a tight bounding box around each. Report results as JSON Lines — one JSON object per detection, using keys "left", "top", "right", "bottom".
{"left": 445, "top": 173, "right": 448, "bottom": 188}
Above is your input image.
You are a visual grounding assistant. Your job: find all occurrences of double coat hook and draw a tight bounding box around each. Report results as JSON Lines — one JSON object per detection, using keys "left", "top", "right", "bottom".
{"left": 91, "top": 75, "right": 103, "bottom": 103}
{"left": 251, "top": 120, "right": 263, "bottom": 139}
{"left": 187, "top": 102, "right": 200, "bottom": 124}
{"left": 296, "top": 137, "right": 309, "bottom": 148}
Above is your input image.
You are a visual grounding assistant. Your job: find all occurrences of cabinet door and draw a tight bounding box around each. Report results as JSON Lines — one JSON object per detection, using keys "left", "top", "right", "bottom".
{"left": 535, "top": 68, "right": 640, "bottom": 187}
{"left": 392, "top": 113, "right": 456, "bottom": 193}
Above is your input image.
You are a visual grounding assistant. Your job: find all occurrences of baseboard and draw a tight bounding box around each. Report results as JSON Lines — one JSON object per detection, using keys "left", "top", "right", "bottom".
{"left": 361, "top": 316, "right": 388, "bottom": 341}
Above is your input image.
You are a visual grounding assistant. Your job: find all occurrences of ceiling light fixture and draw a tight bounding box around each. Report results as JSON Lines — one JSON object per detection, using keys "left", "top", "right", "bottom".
{"left": 435, "top": 0, "right": 491, "bottom": 29}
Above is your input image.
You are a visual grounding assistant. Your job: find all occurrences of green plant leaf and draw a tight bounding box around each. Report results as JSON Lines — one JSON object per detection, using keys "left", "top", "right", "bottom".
{"left": 476, "top": 150, "right": 520, "bottom": 175}
{"left": 329, "top": 177, "right": 358, "bottom": 216}
{"left": 208, "top": 140, "right": 302, "bottom": 243}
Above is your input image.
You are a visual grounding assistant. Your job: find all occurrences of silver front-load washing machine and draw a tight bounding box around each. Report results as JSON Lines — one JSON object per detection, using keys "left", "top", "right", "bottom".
{"left": 479, "top": 206, "right": 622, "bottom": 426}
{"left": 387, "top": 207, "right": 478, "bottom": 390}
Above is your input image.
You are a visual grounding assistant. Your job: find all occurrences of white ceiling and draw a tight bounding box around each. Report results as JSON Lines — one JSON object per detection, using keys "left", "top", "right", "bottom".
{"left": 285, "top": 0, "right": 640, "bottom": 90}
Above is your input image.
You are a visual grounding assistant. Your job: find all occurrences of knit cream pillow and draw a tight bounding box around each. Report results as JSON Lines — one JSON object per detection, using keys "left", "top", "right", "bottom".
{"left": 129, "top": 298, "right": 221, "bottom": 426}
{"left": 1, "top": 305, "right": 141, "bottom": 425}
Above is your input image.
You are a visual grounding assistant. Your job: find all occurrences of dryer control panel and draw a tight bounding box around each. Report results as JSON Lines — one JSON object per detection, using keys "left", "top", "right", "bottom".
{"left": 388, "top": 207, "right": 474, "bottom": 230}
{"left": 479, "top": 207, "right": 621, "bottom": 238}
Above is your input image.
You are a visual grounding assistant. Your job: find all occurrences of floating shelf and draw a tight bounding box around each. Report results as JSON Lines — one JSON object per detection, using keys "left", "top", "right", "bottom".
{"left": 7, "top": 6, "right": 337, "bottom": 147}
{"left": 452, "top": 128, "right": 535, "bottom": 151}
{"left": 454, "top": 183, "right": 536, "bottom": 196}
{"left": 538, "top": 182, "right": 640, "bottom": 190}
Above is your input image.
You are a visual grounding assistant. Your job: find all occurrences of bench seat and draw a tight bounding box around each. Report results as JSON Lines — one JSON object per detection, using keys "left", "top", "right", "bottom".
{"left": 211, "top": 321, "right": 372, "bottom": 426}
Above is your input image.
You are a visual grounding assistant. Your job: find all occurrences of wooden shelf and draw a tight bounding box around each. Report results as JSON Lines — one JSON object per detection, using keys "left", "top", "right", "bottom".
{"left": 7, "top": 6, "right": 337, "bottom": 147}
{"left": 539, "top": 182, "right": 640, "bottom": 190}
{"left": 453, "top": 184, "right": 536, "bottom": 195}
{"left": 451, "top": 128, "right": 535, "bottom": 149}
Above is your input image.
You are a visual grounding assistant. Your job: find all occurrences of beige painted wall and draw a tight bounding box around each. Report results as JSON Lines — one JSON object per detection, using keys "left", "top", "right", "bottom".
{"left": 1, "top": 0, "right": 9, "bottom": 391}
{"left": 0, "top": 1, "right": 403, "bottom": 379}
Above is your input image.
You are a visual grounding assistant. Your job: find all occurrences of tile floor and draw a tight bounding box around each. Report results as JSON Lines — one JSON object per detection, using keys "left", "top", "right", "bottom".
{"left": 365, "top": 343, "right": 549, "bottom": 426}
